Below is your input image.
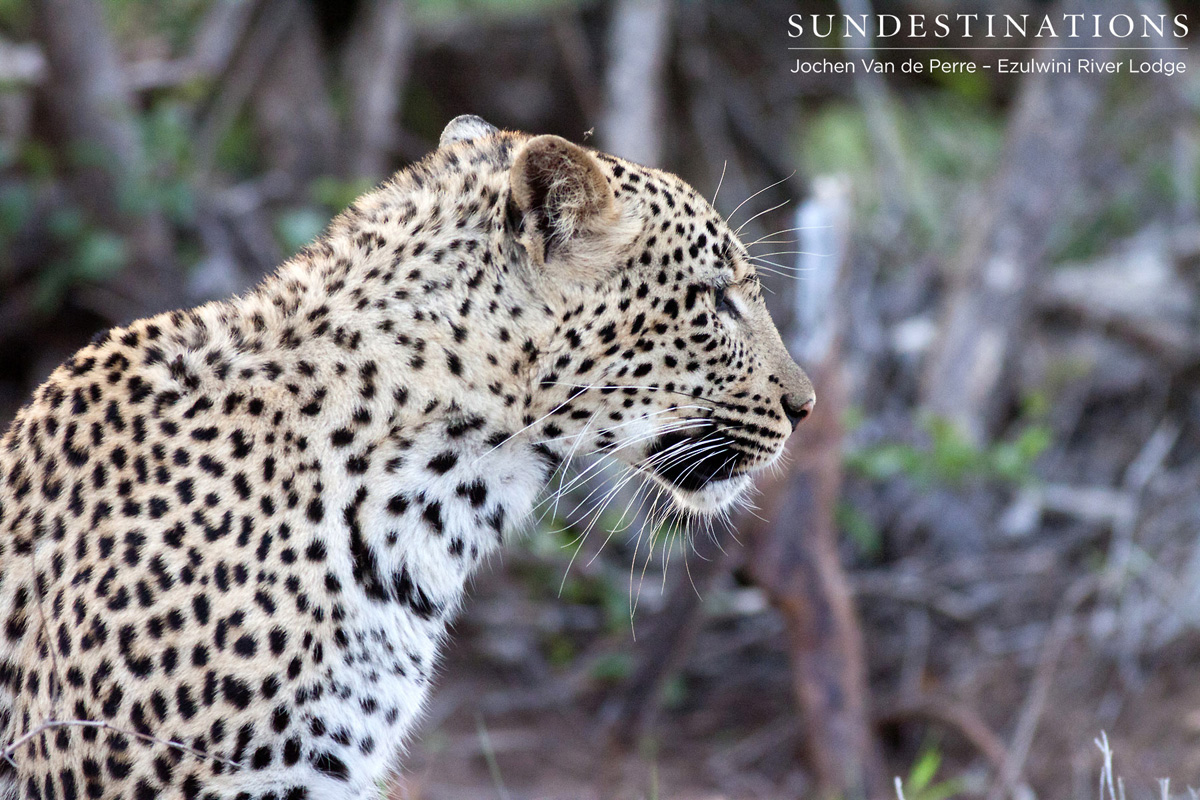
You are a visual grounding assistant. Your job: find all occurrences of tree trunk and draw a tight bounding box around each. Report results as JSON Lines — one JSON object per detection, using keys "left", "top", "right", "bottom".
{"left": 743, "top": 361, "right": 879, "bottom": 800}
{"left": 343, "top": 0, "right": 413, "bottom": 181}
{"left": 32, "top": 0, "right": 175, "bottom": 316}
{"left": 920, "top": 0, "right": 1121, "bottom": 443}
{"left": 252, "top": 0, "right": 337, "bottom": 183}
{"left": 599, "top": 0, "right": 672, "bottom": 167}
{"left": 744, "top": 179, "right": 881, "bottom": 800}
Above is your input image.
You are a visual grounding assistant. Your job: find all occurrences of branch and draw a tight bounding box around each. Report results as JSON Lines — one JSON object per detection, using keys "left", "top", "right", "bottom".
{"left": 984, "top": 577, "right": 1099, "bottom": 800}
{"left": 124, "top": 0, "right": 257, "bottom": 92}
{"left": 877, "top": 694, "right": 1009, "bottom": 773}
{"left": 32, "top": 0, "right": 140, "bottom": 176}
{"left": 194, "top": 0, "right": 296, "bottom": 178}
{"left": 2, "top": 719, "right": 242, "bottom": 770}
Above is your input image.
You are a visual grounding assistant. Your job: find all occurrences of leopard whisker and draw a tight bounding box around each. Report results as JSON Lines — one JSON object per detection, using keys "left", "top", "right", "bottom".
{"left": 734, "top": 197, "right": 791, "bottom": 237}
{"left": 538, "top": 379, "right": 748, "bottom": 415}
{"left": 711, "top": 159, "right": 728, "bottom": 206}
{"left": 742, "top": 223, "right": 831, "bottom": 248}
{"left": 749, "top": 249, "right": 829, "bottom": 260}
{"left": 724, "top": 171, "right": 795, "bottom": 227}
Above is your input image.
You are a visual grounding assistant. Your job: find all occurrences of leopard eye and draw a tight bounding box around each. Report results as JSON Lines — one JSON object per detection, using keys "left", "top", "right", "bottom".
{"left": 713, "top": 285, "right": 739, "bottom": 318}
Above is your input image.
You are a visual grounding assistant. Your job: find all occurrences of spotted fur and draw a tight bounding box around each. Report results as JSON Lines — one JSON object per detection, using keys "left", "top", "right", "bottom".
{"left": 0, "top": 116, "right": 813, "bottom": 800}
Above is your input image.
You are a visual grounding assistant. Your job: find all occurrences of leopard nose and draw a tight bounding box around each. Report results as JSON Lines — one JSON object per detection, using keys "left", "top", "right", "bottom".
{"left": 781, "top": 393, "right": 815, "bottom": 431}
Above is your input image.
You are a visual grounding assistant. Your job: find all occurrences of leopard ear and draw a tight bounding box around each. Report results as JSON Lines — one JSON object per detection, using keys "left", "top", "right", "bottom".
{"left": 439, "top": 115, "right": 499, "bottom": 147}
{"left": 509, "top": 135, "right": 622, "bottom": 269}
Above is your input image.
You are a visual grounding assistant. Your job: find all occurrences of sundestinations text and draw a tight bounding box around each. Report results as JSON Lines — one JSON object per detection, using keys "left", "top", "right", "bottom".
{"left": 787, "top": 13, "right": 1189, "bottom": 40}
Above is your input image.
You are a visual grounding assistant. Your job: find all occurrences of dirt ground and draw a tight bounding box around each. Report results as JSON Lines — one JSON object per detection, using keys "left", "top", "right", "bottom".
{"left": 388, "top": 558, "right": 1200, "bottom": 800}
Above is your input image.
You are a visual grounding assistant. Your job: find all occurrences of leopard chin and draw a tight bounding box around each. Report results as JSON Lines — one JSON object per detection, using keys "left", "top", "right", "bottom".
{"left": 641, "top": 429, "right": 760, "bottom": 514}
{"left": 664, "top": 473, "right": 754, "bottom": 514}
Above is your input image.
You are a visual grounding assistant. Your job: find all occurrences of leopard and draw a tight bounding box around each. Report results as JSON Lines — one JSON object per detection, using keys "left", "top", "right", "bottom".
{"left": 0, "top": 115, "right": 814, "bottom": 800}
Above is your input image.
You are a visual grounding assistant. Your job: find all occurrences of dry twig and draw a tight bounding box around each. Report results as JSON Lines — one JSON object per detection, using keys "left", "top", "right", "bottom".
{"left": 2, "top": 719, "right": 241, "bottom": 770}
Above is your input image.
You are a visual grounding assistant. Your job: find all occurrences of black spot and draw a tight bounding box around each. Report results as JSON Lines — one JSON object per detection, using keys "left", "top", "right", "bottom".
{"left": 426, "top": 451, "right": 457, "bottom": 474}
{"left": 222, "top": 676, "right": 252, "bottom": 709}
{"left": 312, "top": 752, "right": 349, "bottom": 781}
{"left": 455, "top": 480, "right": 488, "bottom": 508}
{"left": 422, "top": 500, "right": 443, "bottom": 534}
{"left": 252, "top": 747, "right": 272, "bottom": 770}
{"left": 233, "top": 635, "right": 256, "bottom": 658}
{"left": 306, "top": 540, "right": 327, "bottom": 562}
{"left": 391, "top": 567, "right": 439, "bottom": 620}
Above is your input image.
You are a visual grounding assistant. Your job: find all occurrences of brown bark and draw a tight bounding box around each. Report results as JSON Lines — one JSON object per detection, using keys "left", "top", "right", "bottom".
{"left": 605, "top": 179, "right": 877, "bottom": 797}
{"left": 252, "top": 0, "right": 338, "bottom": 182}
{"left": 740, "top": 180, "right": 880, "bottom": 800}
{"left": 342, "top": 0, "right": 413, "bottom": 181}
{"left": 32, "top": 0, "right": 175, "bottom": 315}
{"left": 919, "top": 0, "right": 1122, "bottom": 443}
{"left": 599, "top": 0, "right": 673, "bottom": 167}
{"left": 32, "top": 0, "right": 138, "bottom": 178}
{"left": 743, "top": 358, "right": 881, "bottom": 800}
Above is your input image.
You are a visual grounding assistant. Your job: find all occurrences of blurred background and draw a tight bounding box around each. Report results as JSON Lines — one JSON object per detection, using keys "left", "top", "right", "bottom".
{"left": 1, "top": 0, "right": 1198, "bottom": 798}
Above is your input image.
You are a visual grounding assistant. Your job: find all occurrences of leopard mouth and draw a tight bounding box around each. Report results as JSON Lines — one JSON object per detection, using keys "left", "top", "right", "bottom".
{"left": 643, "top": 429, "right": 755, "bottom": 513}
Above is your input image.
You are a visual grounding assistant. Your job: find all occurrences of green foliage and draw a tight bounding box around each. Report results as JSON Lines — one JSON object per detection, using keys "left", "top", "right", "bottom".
{"left": 214, "top": 115, "right": 258, "bottom": 179}
{"left": 801, "top": 93, "right": 1005, "bottom": 187}
{"left": 836, "top": 501, "right": 881, "bottom": 558}
{"left": 412, "top": 0, "right": 581, "bottom": 24}
{"left": 846, "top": 414, "right": 1051, "bottom": 488}
{"left": 0, "top": 182, "right": 33, "bottom": 243}
{"left": 129, "top": 102, "right": 197, "bottom": 224}
{"left": 589, "top": 652, "right": 633, "bottom": 682}
{"left": 311, "top": 176, "right": 376, "bottom": 214}
{"left": 275, "top": 208, "right": 331, "bottom": 257}
{"left": 9, "top": 83, "right": 218, "bottom": 308}
{"left": 19, "top": 141, "right": 58, "bottom": 180}
{"left": 273, "top": 177, "right": 379, "bottom": 258}
{"left": 543, "top": 633, "right": 576, "bottom": 668}
{"left": 659, "top": 675, "right": 687, "bottom": 710}
{"left": 900, "top": 95, "right": 1004, "bottom": 185}
{"left": 924, "top": 58, "right": 991, "bottom": 104}
{"left": 517, "top": 519, "right": 633, "bottom": 635}
{"left": 102, "top": 0, "right": 210, "bottom": 52}
{"left": 35, "top": 209, "right": 129, "bottom": 312}
{"left": 0, "top": 139, "right": 14, "bottom": 172}
{"left": 0, "top": 0, "right": 30, "bottom": 33}
{"left": 14, "top": 97, "right": 205, "bottom": 313}
{"left": 1046, "top": 186, "right": 1144, "bottom": 263}
{"left": 900, "top": 743, "right": 967, "bottom": 800}
{"left": 800, "top": 91, "right": 1005, "bottom": 253}
{"left": 801, "top": 104, "right": 873, "bottom": 179}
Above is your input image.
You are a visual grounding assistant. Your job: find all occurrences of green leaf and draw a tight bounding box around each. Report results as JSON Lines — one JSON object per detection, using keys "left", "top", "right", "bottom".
{"left": 73, "top": 231, "right": 128, "bottom": 281}
{"left": 836, "top": 502, "right": 881, "bottom": 558}
{"left": 660, "top": 675, "right": 687, "bottom": 709}
{"left": 275, "top": 208, "right": 331, "bottom": 255}
{"left": 47, "top": 207, "right": 85, "bottom": 240}
{"left": 589, "top": 652, "right": 633, "bottom": 682}
{"left": 0, "top": 183, "right": 34, "bottom": 237}
{"left": 312, "top": 176, "right": 376, "bottom": 213}
{"left": 907, "top": 746, "right": 941, "bottom": 794}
